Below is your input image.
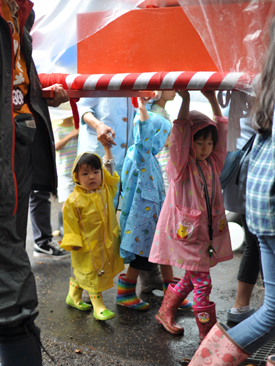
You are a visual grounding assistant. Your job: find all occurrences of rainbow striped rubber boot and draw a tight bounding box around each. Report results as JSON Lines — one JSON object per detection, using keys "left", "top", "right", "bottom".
{"left": 117, "top": 273, "right": 149, "bottom": 310}
{"left": 163, "top": 277, "right": 193, "bottom": 310}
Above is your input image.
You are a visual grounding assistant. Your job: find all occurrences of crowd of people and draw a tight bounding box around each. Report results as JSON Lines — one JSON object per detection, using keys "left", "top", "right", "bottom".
{"left": 1, "top": 1, "right": 275, "bottom": 365}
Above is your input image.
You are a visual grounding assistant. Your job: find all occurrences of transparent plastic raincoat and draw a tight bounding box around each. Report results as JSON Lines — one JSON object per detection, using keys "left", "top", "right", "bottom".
{"left": 61, "top": 152, "right": 124, "bottom": 292}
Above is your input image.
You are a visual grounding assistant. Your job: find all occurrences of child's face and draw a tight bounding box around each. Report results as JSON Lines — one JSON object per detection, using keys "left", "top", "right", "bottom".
{"left": 194, "top": 132, "right": 214, "bottom": 161}
{"left": 75, "top": 164, "right": 102, "bottom": 191}
{"left": 160, "top": 90, "right": 176, "bottom": 102}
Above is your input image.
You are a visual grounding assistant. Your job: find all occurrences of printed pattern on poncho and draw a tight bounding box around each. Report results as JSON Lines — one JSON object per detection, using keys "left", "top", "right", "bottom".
{"left": 120, "top": 112, "right": 172, "bottom": 263}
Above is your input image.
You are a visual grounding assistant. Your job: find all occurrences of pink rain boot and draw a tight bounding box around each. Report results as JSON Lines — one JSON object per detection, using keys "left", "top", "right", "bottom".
{"left": 155, "top": 283, "right": 185, "bottom": 335}
{"left": 267, "top": 355, "right": 275, "bottom": 366}
{"left": 188, "top": 322, "right": 250, "bottom": 366}
{"left": 193, "top": 301, "right": 216, "bottom": 342}
{"left": 163, "top": 277, "right": 192, "bottom": 310}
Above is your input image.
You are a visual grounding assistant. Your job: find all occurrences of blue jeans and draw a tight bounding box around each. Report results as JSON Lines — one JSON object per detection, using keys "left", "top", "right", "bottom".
{"left": 228, "top": 235, "right": 275, "bottom": 353}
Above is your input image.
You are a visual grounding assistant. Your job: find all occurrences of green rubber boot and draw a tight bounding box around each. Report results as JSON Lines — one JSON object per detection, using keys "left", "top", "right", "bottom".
{"left": 89, "top": 292, "right": 116, "bottom": 321}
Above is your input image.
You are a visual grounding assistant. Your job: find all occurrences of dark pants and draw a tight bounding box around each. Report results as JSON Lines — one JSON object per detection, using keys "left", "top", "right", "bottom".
{"left": 29, "top": 190, "right": 52, "bottom": 246}
{"left": 0, "top": 324, "right": 42, "bottom": 366}
{"left": 0, "top": 118, "right": 42, "bottom": 365}
{"left": 238, "top": 214, "right": 263, "bottom": 284}
{"left": 14, "top": 127, "right": 33, "bottom": 249}
{"left": 130, "top": 255, "right": 155, "bottom": 271}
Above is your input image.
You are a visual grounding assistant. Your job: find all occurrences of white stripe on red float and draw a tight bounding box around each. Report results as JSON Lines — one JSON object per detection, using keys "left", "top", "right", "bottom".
{"left": 132, "top": 72, "right": 158, "bottom": 90}
{"left": 160, "top": 71, "right": 185, "bottom": 89}
{"left": 218, "top": 73, "right": 245, "bottom": 90}
{"left": 65, "top": 74, "right": 80, "bottom": 89}
{"left": 108, "top": 73, "right": 131, "bottom": 90}
{"left": 186, "top": 71, "right": 216, "bottom": 89}
{"left": 83, "top": 74, "right": 105, "bottom": 90}
{"left": 63, "top": 71, "right": 253, "bottom": 91}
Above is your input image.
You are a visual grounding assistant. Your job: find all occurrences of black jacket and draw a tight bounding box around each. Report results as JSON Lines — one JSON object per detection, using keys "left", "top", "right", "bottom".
{"left": 0, "top": 0, "right": 57, "bottom": 331}
{"left": 0, "top": 0, "right": 57, "bottom": 218}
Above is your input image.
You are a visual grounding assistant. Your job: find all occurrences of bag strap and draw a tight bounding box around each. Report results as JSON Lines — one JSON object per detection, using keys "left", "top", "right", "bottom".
{"left": 235, "top": 134, "right": 256, "bottom": 185}
{"left": 241, "top": 133, "right": 256, "bottom": 152}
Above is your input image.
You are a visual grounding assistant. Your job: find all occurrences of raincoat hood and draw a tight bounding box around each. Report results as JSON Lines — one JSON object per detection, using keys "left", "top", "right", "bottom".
{"left": 71, "top": 152, "right": 105, "bottom": 192}
{"left": 189, "top": 110, "right": 217, "bottom": 160}
{"left": 189, "top": 110, "right": 216, "bottom": 135}
{"left": 134, "top": 111, "right": 171, "bottom": 155}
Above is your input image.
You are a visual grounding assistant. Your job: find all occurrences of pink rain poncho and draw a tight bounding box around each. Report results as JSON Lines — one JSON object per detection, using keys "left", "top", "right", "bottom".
{"left": 149, "top": 111, "right": 233, "bottom": 272}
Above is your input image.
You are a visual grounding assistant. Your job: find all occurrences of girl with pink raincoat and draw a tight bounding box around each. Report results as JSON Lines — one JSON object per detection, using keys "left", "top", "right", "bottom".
{"left": 149, "top": 90, "right": 233, "bottom": 341}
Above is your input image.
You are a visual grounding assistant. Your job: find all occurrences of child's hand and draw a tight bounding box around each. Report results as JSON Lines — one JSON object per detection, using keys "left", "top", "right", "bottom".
{"left": 71, "top": 246, "right": 81, "bottom": 251}
{"left": 101, "top": 133, "right": 115, "bottom": 147}
{"left": 177, "top": 90, "right": 190, "bottom": 99}
{"left": 138, "top": 97, "right": 150, "bottom": 122}
{"left": 97, "top": 124, "right": 116, "bottom": 147}
{"left": 138, "top": 96, "right": 148, "bottom": 108}
{"left": 131, "top": 92, "right": 161, "bottom": 109}
{"left": 201, "top": 90, "right": 216, "bottom": 101}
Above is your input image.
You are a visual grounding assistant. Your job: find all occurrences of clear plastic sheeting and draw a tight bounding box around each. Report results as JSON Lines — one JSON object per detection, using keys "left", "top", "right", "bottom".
{"left": 32, "top": 0, "right": 275, "bottom": 92}
{"left": 178, "top": 0, "right": 275, "bottom": 83}
{"left": 31, "top": 0, "right": 143, "bottom": 73}
{"left": 175, "top": 1, "right": 275, "bottom": 145}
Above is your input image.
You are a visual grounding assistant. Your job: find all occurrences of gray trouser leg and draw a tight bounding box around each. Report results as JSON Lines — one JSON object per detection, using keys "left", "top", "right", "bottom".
{"left": 139, "top": 264, "right": 163, "bottom": 293}
{"left": 29, "top": 190, "right": 52, "bottom": 245}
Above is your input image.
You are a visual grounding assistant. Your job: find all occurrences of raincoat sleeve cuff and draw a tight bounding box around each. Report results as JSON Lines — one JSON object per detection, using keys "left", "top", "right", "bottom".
{"left": 103, "top": 156, "right": 115, "bottom": 175}
{"left": 213, "top": 115, "right": 228, "bottom": 124}
{"left": 173, "top": 118, "right": 192, "bottom": 125}
{"left": 60, "top": 233, "right": 83, "bottom": 251}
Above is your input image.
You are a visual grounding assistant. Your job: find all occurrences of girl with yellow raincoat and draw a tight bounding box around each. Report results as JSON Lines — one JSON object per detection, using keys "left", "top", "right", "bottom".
{"left": 61, "top": 145, "right": 124, "bottom": 321}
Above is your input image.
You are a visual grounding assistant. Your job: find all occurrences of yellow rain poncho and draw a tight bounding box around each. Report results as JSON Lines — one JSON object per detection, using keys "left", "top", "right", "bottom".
{"left": 61, "top": 152, "right": 124, "bottom": 293}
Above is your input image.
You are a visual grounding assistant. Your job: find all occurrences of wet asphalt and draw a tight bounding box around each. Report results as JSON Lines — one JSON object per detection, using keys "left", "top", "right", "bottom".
{"left": 25, "top": 197, "right": 265, "bottom": 366}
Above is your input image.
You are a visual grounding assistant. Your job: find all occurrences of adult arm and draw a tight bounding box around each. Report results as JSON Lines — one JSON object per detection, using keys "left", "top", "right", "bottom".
{"left": 83, "top": 111, "right": 117, "bottom": 148}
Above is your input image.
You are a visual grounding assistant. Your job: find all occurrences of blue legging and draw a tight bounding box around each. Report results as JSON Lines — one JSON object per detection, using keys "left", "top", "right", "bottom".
{"left": 228, "top": 235, "right": 275, "bottom": 353}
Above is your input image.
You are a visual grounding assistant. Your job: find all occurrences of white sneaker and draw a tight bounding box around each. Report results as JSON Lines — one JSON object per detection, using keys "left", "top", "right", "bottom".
{"left": 33, "top": 240, "right": 70, "bottom": 260}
